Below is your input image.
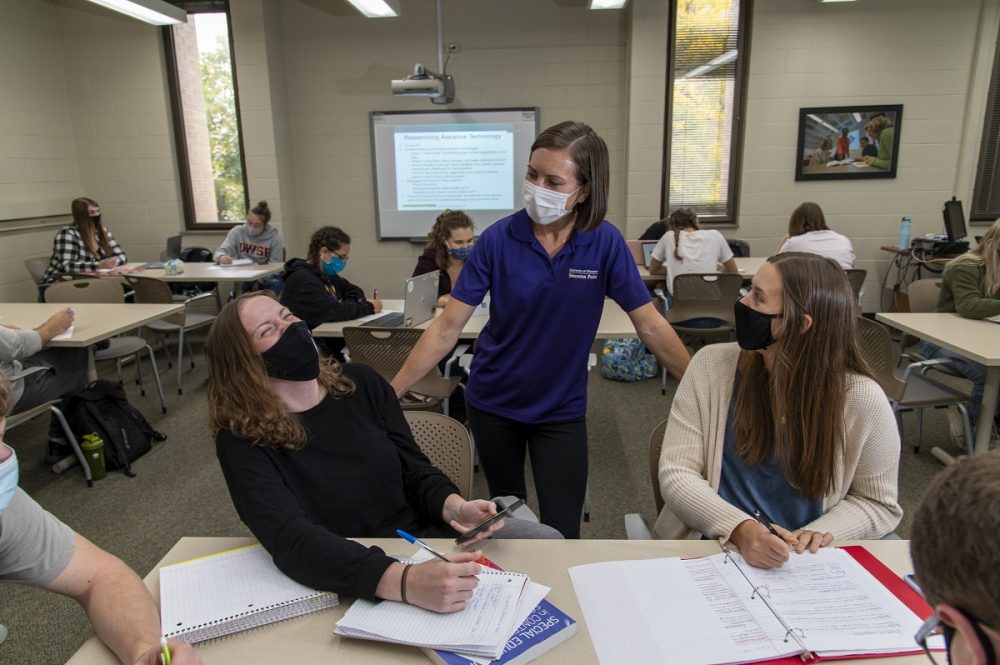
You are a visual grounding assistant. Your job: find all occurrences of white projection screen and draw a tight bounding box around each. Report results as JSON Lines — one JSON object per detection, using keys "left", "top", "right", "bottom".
{"left": 370, "top": 108, "right": 539, "bottom": 240}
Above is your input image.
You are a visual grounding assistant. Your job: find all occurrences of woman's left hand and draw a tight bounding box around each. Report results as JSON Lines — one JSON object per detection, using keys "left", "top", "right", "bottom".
{"left": 448, "top": 499, "right": 505, "bottom": 547}
{"left": 790, "top": 529, "right": 833, "bottom": 554}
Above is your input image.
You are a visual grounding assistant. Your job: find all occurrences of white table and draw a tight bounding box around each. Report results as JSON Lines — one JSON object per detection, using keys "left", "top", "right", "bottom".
{"left": 313, "top": 299, "right": 638, "bottom": 340}
{"left": 636, "top": 256, "right": 766, "bottom": 283}
{"left": 66, "top": 537, "right": 925, "bottom": 665}
{"left": 126, "top": 261, "right": 284, "bottom": 284}
{"left": 1, "top": 302, "right": 184, "bottom": 380}
{"left": 876, "top": 312, "right": 1000, "bottom": 454}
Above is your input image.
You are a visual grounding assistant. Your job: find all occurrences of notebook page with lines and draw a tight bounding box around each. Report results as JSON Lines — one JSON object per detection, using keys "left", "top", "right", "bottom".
{"left": 159, "top": 544, "right": 338, "bottom": 644}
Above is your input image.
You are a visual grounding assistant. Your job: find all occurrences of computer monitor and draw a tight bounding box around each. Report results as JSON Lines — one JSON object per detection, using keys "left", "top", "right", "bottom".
{"left": 943, "top": 199, "right": 967, "bottom": 242}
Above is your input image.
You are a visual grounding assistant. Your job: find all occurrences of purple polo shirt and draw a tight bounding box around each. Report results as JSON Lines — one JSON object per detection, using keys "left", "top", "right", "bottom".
{"left": 450, "top": 209, "right": 651, "bottom": 423}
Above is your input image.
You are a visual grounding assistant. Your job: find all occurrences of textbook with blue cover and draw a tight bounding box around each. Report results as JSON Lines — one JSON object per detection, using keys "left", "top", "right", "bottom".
{"left": 424, "top": 598, "right": 577, "bottom": 665}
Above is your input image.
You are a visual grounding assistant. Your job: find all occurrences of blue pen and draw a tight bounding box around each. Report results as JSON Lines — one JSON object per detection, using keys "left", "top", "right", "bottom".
{"left": 396, "top": 529, "right": 450, "bottom": 562}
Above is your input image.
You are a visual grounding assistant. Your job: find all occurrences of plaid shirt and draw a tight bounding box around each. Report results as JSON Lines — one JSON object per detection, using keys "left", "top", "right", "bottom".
{"left": 41, "top": 225, "right": 127, "bottom": 284}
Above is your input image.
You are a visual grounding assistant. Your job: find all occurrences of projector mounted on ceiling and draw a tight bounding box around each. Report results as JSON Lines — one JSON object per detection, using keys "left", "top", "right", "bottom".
{"left": 389, "top": 0, "right": 454, "bottom": 105}
{"left": 391, "top": 64, "right": 454, "bottom": 104}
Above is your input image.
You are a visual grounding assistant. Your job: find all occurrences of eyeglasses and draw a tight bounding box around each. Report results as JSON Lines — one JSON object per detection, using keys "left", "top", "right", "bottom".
{"left": 915, "top": 612, "right": 951, "bottom": 664}
{"left": 916, "top": 608, "right": 997, "bottom": 665}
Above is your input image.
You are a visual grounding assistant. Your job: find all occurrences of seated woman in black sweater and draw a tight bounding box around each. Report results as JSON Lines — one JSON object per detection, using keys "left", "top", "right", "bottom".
{"left": 412, "top": 210, "right": 475, "bottom": 308}
{"left": 280, "top": 226, "right": 382, "bottom": 328}
{"left": 206, "top": 292, "right": 558, "bottom": 613}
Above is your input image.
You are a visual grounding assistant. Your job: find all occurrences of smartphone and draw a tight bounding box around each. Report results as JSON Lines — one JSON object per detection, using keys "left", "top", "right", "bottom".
{"left": 455, "top": 499, "right": 524, "bottom": 544}
{"left": 904, "top": 573, "right": 923, "bottom": 597}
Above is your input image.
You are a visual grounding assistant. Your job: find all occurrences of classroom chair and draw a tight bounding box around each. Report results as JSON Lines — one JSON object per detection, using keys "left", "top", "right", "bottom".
{"left": 895, "top": 279, "right": 962, "bottom": 372}
{"left": 24, "top": 255, "right": 50, "bottom": 299}
{"left": 125, "top": 276, "right": 216, "bottom": 395}
{"left": 7, "top": 397, "right": 90, "bottom": 486}
{"left": 342, "top": 326, "right": 463, "bottom": 417}
{"left": 726, "top": 239, "right": 751, "bottom": 258}
{"left": 856, "top": 316, "right": 974, "bottom": 456}
{"left": 660, "top": 272, "right": 742, "bottom": 394}
{"left": 404, "top": 411, "right": 474, "bottom": 498}
{"left": 623, "top": 418, "right": 668, "bottom": 540}
{"left": 44, "top": 279, "right": 166, "bottom": 413}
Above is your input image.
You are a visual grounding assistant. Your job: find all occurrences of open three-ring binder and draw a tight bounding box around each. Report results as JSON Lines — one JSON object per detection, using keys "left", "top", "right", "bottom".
{"left": 569, "top": 545, "right": 943, "bottom": 665}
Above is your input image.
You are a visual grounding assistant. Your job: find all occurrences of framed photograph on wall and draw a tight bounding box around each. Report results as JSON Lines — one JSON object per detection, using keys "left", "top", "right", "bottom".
{"left": 795, "top": 105, "right": 903, "bottom": 181}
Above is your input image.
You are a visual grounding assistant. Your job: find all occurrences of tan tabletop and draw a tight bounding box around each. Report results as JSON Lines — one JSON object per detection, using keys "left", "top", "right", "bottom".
{"left": 1, "top": 302, "right": 185, "bottom": 381}
{"left": 636, "top": 256, "right": 765, "bottom": 283}
{"left": 876, "top": 311, "right": 1000, "bottom": 454}
{"left": 313, "top": 299, "right": 638, "bottom": 340}
{"left": 0, "top": 302, "right": 183, "bottom": 348}
{"left": 66, "top": 538, "right": 923, "bottom": 665}
{"left": 115, "top": 262, "right": 284, "bottom": 283}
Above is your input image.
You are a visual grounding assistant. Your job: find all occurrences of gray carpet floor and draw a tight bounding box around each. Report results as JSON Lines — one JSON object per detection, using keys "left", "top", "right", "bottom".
{"left": 0, "top": 337, "right": 960, "bottom": 664}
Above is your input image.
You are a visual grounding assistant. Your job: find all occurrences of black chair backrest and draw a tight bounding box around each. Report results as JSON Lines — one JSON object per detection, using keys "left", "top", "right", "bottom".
{"left": 180, "top": 247, "right": 213, "bottom": 263}
{"left": 727, "top": 239, "right": 750, "bottom": 258}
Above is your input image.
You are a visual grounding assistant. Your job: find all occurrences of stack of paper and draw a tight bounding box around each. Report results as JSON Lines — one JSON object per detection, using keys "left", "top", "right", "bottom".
{"left": 335, "top": 553, "right": 532, "bottom": 660}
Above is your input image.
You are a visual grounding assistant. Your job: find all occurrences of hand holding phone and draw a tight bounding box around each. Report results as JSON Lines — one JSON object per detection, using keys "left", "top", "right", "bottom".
{"left": 455, "top": 499, "right": 524, "bottom": 544}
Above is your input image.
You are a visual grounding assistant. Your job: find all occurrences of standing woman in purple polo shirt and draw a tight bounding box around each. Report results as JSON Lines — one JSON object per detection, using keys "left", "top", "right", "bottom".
{"left": 391, "top": 121, "right": 690, "bottom": 538}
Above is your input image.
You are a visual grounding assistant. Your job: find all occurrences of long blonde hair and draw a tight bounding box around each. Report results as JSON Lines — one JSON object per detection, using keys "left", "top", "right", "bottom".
{"left": 948, "top": 218, "right": 1000, "bottom": 296}
{"left": 206, "top": 292, "right": 355, "bottom": 450}
{"left": 734, "top": 253, "right": 874, "bottom": 500}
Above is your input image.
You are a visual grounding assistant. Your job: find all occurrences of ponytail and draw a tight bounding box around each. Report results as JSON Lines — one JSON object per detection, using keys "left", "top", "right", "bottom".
{"left": 673, "top": 228, "right": 683, "bottom": 261}
{"left": 667, "top": 207, "right": 700, "bottom": 263}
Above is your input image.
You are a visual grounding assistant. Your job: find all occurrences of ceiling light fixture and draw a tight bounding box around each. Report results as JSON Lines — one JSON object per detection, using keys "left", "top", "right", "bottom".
{"left": 345, "top": 0, "right": 400, "bottom": 18}
{"left": 590, "top": 0, "right": 628, "bottom": 9}
{"left": 85, "top": 0, "right": 187, "bottom": 25}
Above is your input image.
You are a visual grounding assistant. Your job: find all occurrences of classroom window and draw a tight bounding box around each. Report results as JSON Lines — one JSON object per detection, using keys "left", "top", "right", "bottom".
{"left": 663, "top": 0, "right": 751, "bottom": 224}
{"left": 164, "top": 1, "right": 248, "bottom": 228}
{"left": 971, "top": 19, "right": 1000, "bottom": 223}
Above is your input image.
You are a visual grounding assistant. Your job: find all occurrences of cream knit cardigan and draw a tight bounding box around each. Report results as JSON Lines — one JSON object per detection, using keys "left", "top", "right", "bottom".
{"left": 653, "top": 343, "right": 902, "bottom": 541}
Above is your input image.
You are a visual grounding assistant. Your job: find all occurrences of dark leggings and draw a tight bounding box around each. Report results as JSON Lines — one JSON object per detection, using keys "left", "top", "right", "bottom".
{"left": 467, "top": 405, "right": 588, "bottom": 539}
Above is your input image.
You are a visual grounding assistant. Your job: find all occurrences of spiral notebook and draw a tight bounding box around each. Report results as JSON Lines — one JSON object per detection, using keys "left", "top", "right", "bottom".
{"left": 159, "top": 544, "right": 339, "bottom": 644}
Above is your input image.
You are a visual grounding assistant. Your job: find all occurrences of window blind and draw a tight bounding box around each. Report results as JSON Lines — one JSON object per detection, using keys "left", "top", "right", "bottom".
{"left": 972, "top": 20, "right": 1000, "bottom": 222}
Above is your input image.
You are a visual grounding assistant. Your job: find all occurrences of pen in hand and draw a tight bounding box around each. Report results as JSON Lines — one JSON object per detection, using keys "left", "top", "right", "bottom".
{"left": 753, "top": 508, "right": 783, "bottom": 539}
{"left": 160, "top": 637, "right": 171, "bottom": 665}
{"left": 396, "top": 529, "right": 450, "bottom": 562}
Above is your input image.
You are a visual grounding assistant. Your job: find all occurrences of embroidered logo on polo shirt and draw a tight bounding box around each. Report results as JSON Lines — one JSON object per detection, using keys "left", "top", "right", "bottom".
{"left": 568, "top": 268, "right": 599, "bottom": 280}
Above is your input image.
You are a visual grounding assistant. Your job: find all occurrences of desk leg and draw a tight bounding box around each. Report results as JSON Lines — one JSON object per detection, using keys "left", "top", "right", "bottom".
{"left": 86, "top": 347, "right": 97, "bottom": 383}
{"left": 975, "top": 366, "right": 1000, "bottom": 455}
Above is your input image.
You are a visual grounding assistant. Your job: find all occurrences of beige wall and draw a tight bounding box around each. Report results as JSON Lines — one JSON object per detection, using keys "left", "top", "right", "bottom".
{"left": 0, "top": 0, "right": 997, "bottom": 307}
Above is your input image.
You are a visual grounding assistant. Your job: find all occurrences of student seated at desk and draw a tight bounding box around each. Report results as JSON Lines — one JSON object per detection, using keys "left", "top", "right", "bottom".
{"left": 922, "top": 218, "right": 1000, "bottom": 432}
{"left": 0, "top": 374, "right": 201, "bottom": 664}
{"left": 655, "top": 253, "right": 902, "bottom": 568}
{"left": 911, "top": 452, "right": 1000, "bottom": 665}
{"left": 648, "top": 208, "right": 737, "bottom": 297}
{"left": 206, "top": 293, "right": 560, "bottom": 613}
{"left": 638, "top": 217, "right": 669, "bottom": 242}
{"left": 413, "top": 209, "right": 475, "bottom": 308}
{"left": 280, "top": 226, "right": 381, "bottom": 328}
{"left": 776, "top": 202, "right": 855, "bottom": 269}
{"left": 40, "top": 197, "right": 127, "bottom": 284}
{"left": 213, "top": 200, "right": 284, "bottom": 293}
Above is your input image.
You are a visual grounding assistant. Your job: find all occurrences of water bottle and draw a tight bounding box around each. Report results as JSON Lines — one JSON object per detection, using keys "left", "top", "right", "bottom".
{"left": 898, "top": 216, "right": 912, "bottom": 250}
{"left": 81, "top": 433, "right": 106, "bottom": 481}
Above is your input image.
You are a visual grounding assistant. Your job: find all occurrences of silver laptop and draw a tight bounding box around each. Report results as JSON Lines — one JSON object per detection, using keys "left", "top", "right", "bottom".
{"left": 360, "top": 271, "right": 439, "bottom": 328}
{"left": 641, "top": 240, "right": 658, "bottom": 269}
{"left": 144, "top": 235, "right": 182, "bottom": 269}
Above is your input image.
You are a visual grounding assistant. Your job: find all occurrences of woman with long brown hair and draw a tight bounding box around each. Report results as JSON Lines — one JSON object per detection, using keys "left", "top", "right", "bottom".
{"left": 648, "top": 207, "right": 737, "bottom": 296}
{"left": 776, "top": 202, "right": 855, "bottom": 269}
{"left": 40, "top": 197, "right": 127, "bottom": 284}
{"left": 413, "top": 210, "right": 475, "bottom": 307}
{"left": 207, "top": 292, "right": 558, "bottom": 611}
{"left": 655, "top": 252, "right": 901, "bottom": 568}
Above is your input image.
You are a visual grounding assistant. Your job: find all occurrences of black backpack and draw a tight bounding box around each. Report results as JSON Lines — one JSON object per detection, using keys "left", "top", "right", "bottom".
{"left": 63, "top": 380, "right": 167, "bottom": 477}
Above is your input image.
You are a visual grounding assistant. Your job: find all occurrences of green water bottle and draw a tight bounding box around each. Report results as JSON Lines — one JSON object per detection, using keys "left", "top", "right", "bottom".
{"left": 81, "top": 433, "right": 106, "bottom": 481}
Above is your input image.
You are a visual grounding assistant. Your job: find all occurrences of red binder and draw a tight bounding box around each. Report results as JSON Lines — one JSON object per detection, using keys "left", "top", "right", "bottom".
{"left": 768, "top": 545, "right": 935, "bottom": 663}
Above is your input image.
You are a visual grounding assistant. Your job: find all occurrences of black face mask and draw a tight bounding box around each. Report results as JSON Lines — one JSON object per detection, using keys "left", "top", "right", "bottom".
{"left": 260, "top": 321, "right": 320, "bottom": 381}
{"left": 89, "top": 214, "right": 101, "bottom": 225}
{"left": 734, "top": 300, "right": 782, "bottom": 350}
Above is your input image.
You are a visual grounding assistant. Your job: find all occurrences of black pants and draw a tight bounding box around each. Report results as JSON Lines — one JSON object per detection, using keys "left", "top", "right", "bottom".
{"left": 467, "top": 404, "right": 587, "bottom": 539}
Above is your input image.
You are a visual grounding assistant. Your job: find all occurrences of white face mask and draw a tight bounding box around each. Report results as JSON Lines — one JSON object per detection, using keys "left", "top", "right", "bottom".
{"left": 246, "top": 222, "right": 265, "bottom": 238}
{"left": 523, "top": 180, "right": 581, "bottom": 226}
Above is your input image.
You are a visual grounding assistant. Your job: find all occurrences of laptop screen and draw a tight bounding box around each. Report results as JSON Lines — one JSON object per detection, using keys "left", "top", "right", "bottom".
{"left": 165, "top": 235, "right": 182, "bottom": 261}
{"left": 641, "top": 241, "right": 657, "bottom": 269}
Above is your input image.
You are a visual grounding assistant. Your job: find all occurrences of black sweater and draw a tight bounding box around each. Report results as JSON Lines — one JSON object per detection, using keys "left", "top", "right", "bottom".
{"left": 280, "top": 258, "right": 375, "bottom": 328}
{"left": 215, "top": 363, "right": 459, "bottom": 600}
